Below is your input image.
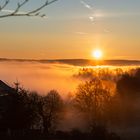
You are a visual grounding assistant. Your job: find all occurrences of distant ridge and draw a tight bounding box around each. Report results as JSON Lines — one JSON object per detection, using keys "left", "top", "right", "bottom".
{"left": 0, "top": 58, "right": 140, "bottom": 66}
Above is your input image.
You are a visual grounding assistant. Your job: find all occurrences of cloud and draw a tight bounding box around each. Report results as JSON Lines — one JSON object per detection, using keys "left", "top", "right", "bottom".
{"left": 80, "top": 0, "right": 92, "bottom": 10}
{"left": 1, "top": 9, "right": 14, "bottom": 13}
{"left": 89, "top": 16, "right": 95, "bottom": 22}
{"left": 74, "top": 31, "right": 88, "bottom": 35}
{"left": 1, "top": 9, "right": 26, "bottom": 14}
{"left": 103, "top": 29, "right": 110, "bottom": 33}
{"left": 80, "top": 1, "right": 97, "bottom": 23}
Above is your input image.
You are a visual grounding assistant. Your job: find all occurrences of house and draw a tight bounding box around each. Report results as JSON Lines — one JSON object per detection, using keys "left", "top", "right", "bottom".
{"left": 0, "top": 80, "right": 15, "bottom": 131}
{"left": 0, "top": 80, "right": 15, "bottom": 96}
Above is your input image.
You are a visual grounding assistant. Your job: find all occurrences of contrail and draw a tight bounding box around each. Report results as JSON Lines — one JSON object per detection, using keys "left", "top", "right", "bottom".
{"left": 80, "top": 0, "right": 92, "bottom": 10}
{"left": 80, "top": 0, "right": 96, "bottom": 22}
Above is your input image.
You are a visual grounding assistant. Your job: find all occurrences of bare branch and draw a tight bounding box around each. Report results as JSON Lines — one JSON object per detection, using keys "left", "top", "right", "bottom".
{"left": 0, "top": 0, "right": 10, "bottom": 11}
{"left": 0, "top": 0, "right": 58, "bottom": 18}
{"left": 11, "top": 0, "right": 29, "bottom": 15}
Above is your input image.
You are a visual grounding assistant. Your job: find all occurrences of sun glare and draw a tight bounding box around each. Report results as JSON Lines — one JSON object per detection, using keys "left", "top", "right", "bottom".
{"left": 92, "top": 49, "right": 103, "bottom": 59}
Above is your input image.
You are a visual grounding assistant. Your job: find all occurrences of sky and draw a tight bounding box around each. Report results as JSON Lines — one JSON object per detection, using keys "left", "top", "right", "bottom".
{"left": 0, "top": 0, "right": 140, "bottom": 60}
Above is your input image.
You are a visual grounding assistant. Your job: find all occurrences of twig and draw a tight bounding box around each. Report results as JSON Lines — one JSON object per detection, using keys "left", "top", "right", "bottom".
{"left": 0, "top": 0, "right": 58, "bottom": 18}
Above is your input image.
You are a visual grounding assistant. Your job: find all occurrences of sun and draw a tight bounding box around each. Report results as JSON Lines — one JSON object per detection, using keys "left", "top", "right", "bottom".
{"left": 92, "top": 49, "right": 103, "bottom": 59}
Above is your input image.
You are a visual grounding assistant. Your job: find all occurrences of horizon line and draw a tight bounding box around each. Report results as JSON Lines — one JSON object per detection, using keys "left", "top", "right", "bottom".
{"left": 0, "top": 57, "right": 140, "bottom": 62}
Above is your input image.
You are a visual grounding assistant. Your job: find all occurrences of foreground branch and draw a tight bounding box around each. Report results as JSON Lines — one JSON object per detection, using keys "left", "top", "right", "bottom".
{"left": 0, "top": 0, "right": 58, "bottom": 18}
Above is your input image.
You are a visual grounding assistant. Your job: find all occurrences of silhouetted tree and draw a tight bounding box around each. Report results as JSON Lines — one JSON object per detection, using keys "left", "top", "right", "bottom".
{"left": 75, "top": 79, "right": 112, "bottom": 131}
{"left": 116, "top": 69, "right": 140, "bottom": 126}
{"left": 117, "top": 70, "right": 140, "bottom": 98}
{"left": 38, "top": 90, "right": 63, "bottom": 134}
{"left": 4, "top": 88, "right": 39, "bottom": 135}
{"left": 27, "top": 92, "right": 43, "bottom": 129}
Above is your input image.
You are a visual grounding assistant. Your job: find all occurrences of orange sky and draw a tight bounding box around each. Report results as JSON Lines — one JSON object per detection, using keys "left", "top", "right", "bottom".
{"left": 0, "top": 0, "right": 140, "bottom": 60}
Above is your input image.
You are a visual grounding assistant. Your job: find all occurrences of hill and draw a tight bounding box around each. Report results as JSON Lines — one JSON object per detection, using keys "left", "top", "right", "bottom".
{"left": 0, "top": 58, "right": 140, "bottom": 66}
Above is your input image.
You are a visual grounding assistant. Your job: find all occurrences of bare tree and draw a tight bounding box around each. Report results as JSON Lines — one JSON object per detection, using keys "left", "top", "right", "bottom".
{"left": 75, "top": 79, "right": 112, "bottom": 130}
{"left": 37, "top": 90, "right": 63, "bottom": 134}
{"left": 0, "top": 0, "right": 58, "bottom": 18}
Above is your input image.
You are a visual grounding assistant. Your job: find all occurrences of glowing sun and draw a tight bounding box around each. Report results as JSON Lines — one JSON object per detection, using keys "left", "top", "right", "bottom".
{"left": 92, "top": 49, "right": 103, "bottom": 59}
